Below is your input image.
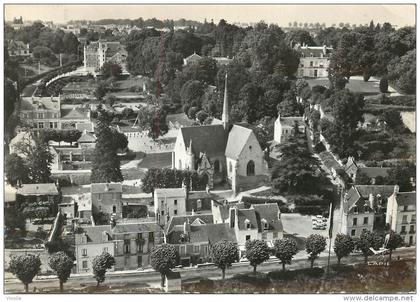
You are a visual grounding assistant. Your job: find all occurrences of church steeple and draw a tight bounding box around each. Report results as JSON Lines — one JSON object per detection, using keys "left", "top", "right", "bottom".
{"left": 222, "top": 72, "right": 229, "bottom": 130}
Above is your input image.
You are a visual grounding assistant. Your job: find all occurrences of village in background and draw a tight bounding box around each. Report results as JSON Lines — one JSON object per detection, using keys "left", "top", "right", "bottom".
{"left": 3, "top": 11, "right": 416, "bottom": 294}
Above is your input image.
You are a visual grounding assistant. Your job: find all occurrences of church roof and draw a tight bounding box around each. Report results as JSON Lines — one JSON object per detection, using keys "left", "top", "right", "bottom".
{"left": 180, "top": 125, "right": 228, "bottom": 158}
{"left": 225, "top": 125, "right": 253, "bottom": 160}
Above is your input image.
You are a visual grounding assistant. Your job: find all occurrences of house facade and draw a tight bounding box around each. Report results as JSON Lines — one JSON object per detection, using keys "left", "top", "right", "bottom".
{"left": 84, "top": 40, "right": 127, "bottom": 72}
{"left": 295, "top": 44, "right": 333, "bottom": 78}
{"left": 8, "top": 40, "right": 31, "bottom": 57}
{"left": 20, "top": 96, "right": 62, "bottom": 130}
{"left": 91, "top": 183, "right": 123, "bottom": 219}
{"left": 386, "top": 190, "right": 416, "bottom": 246}
{"left": 154, "top": 188, "right": 187, "bottom": 226}
{"left": 340, "top": 185, "right": 395, "bottom": 237}
{"left": 273, "top": 115, "right": 306, "bottom": 144}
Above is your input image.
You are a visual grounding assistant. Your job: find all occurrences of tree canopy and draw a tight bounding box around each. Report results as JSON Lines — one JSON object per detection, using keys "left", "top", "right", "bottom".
{"left": 9, "top": 254, "right": 41, "bottom": 292}
{"left": 150, "top": 244, "right": 179, "bottom": 287}
{"left": 211, "top": 240, "right": 239, "bottom": 279}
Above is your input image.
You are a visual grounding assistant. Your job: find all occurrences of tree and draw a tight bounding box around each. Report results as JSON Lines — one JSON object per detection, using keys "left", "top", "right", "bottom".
{"left": 324, "top": 89, "right": 364, "bottom": 158}
{"left": 271, "top": 131, "right": 321, "bottom": 194}
{"left": 355, "top": 171, "right": 371, "bottom": 185}
{"left": 91, "top": 106, "right": 123, "bottom": 183}
{"left": 9, "top": 254, "right": 42, "bottom": 293}
{"left": 277, "top": 90, "right": 298, "bottom": 117}
{"left": 379, "top": 77, "right": 388, "bottom": 93}
{"left": 100, "top": 62, "right": 122, "bottom": 78}
{"left": 136, "top": 105, "right": 169, "bottom": 140}
{"left": 385, "top": 163, "right": 415, "bottom": 192}
{"left": 62, "top": 32, "right": 79, "bottom": 54}
{"left": 195, "top": 110, "right": 208, "bottom": 124}
{"left": 14, "top": 136, "right": 53, "bottom": 184}
{"left": 150, "top": 244, "right": 179, "bottom": 287}
{"left": 48, "top": 251, "right": 74, "bottom": 292}
{"left": 305, "top": 234, "right": 327, "bottom": 268}
{"left": 5, "top": 154, "right": 29, "bottom": 186}
{"left": 273, "top": 238, "right": 299, "bottom": 272}
{"left": 211, "top": 240, "right": 239, "bottom": 279}
{"left": 94, "top": 81, "right": 107, "bottom": 101}
{"left": 354, "top": 230, "right": 383, "bottom": 264}
{"left": 387, "top": 50, "right": 416, "bottom": 94}
{"left": 111, "top": 128, "right": 128, "bottom": 152}
{"left": 385, "top": 231, "right": 404, "bottom": 263}
{"left": 92, "top": 252, "right": 115, "bottom": 287}
{"left": 334, "top": 234, "right": 355, "bottom": 265}
{"left": 245, "top": 240, "right": 270, "bottom": 273}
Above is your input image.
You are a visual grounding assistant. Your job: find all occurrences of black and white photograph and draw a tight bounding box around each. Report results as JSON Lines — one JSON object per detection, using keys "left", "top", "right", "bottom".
{"left": 2, "top": 2, "right": 416, "bottom": 298}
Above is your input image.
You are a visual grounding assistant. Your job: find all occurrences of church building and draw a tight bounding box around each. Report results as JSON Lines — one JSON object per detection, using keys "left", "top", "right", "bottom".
{"left": 172, "top": 74, "right": 268, "bottom": 194}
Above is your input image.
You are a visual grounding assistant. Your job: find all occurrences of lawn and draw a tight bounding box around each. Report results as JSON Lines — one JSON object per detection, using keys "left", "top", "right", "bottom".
{"left": 182, "top": 260, "right": 415, "bottom": 294}
{"left": 307, "top": 77, "right": 381, "bottom": 95}
{"left": 137, "top": 152, "right": 172, "bottom": 169}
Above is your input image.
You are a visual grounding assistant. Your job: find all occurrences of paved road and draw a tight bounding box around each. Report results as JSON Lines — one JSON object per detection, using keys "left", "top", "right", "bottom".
{"left": 4, "top": 247, "right": 415, "bottom": 293}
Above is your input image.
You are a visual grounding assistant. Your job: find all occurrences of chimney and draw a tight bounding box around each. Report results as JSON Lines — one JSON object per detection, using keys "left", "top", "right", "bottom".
{"left": 183, "top": 219, "right": 190, "bottom": 234}
{"left": 369, "top": 193, "right": 374, "bottom": 208}
{"left": 191, "top": 209, "right": 195, "bottom": 215}
{"left": 110, "top": 216, "right": 116, "bottom": 228}
{"left": 394, "top": 185, "right": 400, "bottom": 194}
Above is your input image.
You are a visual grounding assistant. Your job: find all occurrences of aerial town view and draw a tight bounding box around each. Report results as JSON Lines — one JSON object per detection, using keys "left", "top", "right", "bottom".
{"left": 2, "top": 3, "right": 416, "bottom": 298}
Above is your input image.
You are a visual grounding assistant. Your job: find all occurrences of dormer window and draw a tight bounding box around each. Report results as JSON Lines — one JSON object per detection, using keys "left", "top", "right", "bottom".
{"left": 364, "top": 206, "right": 369, "bottom": 213}
{"left": 353, "top": 207, "right": 358, "bottom": 214}
{"left": 244, "top": 219, "right": 251, "bottom": 229}
{"left": 261, "top": 218, "right": 269, "bottom": 230}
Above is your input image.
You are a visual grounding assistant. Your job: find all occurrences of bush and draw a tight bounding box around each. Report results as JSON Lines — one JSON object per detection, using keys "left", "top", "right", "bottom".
{"left": 314, "top": 142, "right": 326, "bottom": 153}
{"left": 379, "top": 77, "right": 388, "bottom": 93}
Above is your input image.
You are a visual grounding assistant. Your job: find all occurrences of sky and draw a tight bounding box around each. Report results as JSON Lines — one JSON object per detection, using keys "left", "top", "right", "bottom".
{"left": 5, "top": 4, "right": 415, "bottom": 27}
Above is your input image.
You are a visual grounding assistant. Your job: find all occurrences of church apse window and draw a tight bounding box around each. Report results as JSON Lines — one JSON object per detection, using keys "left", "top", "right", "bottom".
{"left": 214, "top": 160, "right": 220, "bottom": 173}
{"left": 247, "top": 160, "right": 255, "bottom": 176}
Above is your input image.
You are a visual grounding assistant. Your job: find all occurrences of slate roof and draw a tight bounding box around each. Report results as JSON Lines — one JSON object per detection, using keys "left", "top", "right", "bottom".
{"left": 237, "top": 208, "right": 259, "bottom": 230}
{"left": 154, "top": 188, "right": 186, "bottom": 197}
{"left": 395, "top": 192, "right": 416, "bottom": 207}
{"left": 184, "top": 52, "right": 202, "bottom": 62}
{"left": 17, "top": 183, "right": 59, "bottom": 196}
{"left": 91, "top": 183, "right": 122, "bottom": 194}
{"left": 166, "top": 214, "right": 214, "bottom": 234}
{"left": 298, "top": 46, "right": 333, "bottom": 58}
{"left": 61, "top": 108, "right": 90, "bottom": 120}
{"left": 179, "top": 125, "right": 228, "bottom": 158}
{"left": 169, "top": 223, "right": 236, "bottom": 244}
{"left": 112, "top": 221, "right": 160, "bottom": 234}
{"left": 252, "top": 203, "right": 283, "bottom": 232}
{"left": 277, "top": 116, "right": 305, "bottom": 128}
{"left": 21, "top": 97, "right": 60, "bottom": 111}
{"left": 76, "top": 225, "right": 112, "bottom": 244}
{"left": 225, "top": 125, "right": 252, "bottom": 160}
{"left": 344, "top": 185, "right": 395, "bottom": 212}
{"left": 76, "top": 122, "right": 94, "bottom": 132}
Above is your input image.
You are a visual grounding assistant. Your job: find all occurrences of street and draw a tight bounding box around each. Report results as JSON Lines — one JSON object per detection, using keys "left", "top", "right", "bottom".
{"left": 4, "top": 247, "right": 415, "bottom": 293}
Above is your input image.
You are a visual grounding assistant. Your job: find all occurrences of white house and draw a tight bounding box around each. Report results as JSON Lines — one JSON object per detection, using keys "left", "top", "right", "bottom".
{"left": 386, "top": 189, "right": 416, "bottom": 246}
{"left": 154, "top": 188, "right": 187, "bottom": 226}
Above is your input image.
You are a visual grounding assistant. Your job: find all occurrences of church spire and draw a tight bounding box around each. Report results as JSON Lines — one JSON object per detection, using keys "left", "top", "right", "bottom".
{"left": 222, "top": 72, "right": 229, "bottom": 130}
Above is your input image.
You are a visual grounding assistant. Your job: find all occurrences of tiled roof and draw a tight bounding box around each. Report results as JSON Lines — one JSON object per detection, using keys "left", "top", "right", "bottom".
{"left": 297, "top": 46, "right": 333, "bottom": 58}
{"left": 225, "top": 125, "right": 252, "bottom": 160}
{"left": 112, "top": 221, "right": 160, "bottom": 234}
{"left": 169, "top": 223, "right": 236, "bottom": 244}
{"left": 154, "top": 188, "right": 186, "bottom": 197}
{"left": 61, "top": 108, "right": 90, "bottom": 120}
{"left": 395, "top": 192, "right": 416, "bottom": 207}
{"left": 355, "top": 185, "right": 395, "bottom": 199}
{"left": 77, "top": 132, "right": 96, "bottom": 143}
{"left": 17, "top": 183, "right": 59, "bottom": 196}
{"left": 91, "top": 183, "right": 122, "bottom": 194}
{"left": 166, "top": 113, "right": 195, "bottom": 128}
{"left": 180, "top": 125, "right": 228, "bottom": 158}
